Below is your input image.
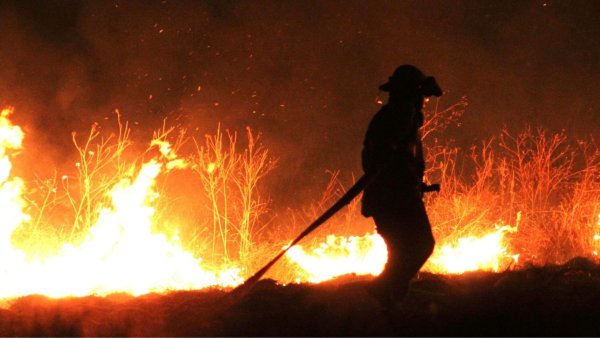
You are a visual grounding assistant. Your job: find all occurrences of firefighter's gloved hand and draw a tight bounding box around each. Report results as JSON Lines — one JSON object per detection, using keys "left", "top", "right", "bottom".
{"left": 421, "top": 183, "right": 440, "bottom": 193}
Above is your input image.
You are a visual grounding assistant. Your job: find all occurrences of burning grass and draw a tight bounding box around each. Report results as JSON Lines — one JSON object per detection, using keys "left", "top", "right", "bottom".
{"left": 423, "top": 125, "right": 600, "bottom": 269}
{"left": 0, "top": 99, "right": 598, "bottom": 300}
{"left": 2, "top": 258, "right": 600, "bottom": 336}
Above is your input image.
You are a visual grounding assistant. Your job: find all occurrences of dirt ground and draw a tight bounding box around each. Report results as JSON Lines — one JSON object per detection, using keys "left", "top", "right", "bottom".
{"left": 1, "top": 257, "right": 600, "bottom": 336}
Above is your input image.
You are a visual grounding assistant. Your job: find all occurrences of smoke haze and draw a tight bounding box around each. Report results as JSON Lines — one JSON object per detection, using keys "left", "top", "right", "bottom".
{"left": 0, "top": 0, "right": 598, "bottom": 204}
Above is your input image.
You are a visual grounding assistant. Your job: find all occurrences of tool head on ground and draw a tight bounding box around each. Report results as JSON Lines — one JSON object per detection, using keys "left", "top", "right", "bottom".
{"left": 227, "top": 173, "right": 374, "bottom": 304}
{"left": 379, "top": 64, "right": 442, "bottom": 97}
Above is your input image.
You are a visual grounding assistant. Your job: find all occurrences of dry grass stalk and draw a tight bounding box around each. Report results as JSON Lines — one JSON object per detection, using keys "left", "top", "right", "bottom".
{"left": 191, "top": 125, "right": 276, "bottom": 266}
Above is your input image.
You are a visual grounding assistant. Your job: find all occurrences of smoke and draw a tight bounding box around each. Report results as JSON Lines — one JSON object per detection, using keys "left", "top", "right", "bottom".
{"left": 0, "top": 0, "right": 598, "bottom": 205}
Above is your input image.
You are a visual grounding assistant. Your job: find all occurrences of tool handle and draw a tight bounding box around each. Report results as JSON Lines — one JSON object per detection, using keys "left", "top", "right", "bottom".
{"left": 422, "top": 183, "right": 440, "bottom": 193}
{"left": 232, "top": 173, "right": 373, "bottom": 296}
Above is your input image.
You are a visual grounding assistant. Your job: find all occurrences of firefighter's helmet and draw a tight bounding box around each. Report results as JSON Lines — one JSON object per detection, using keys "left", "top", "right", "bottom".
{"left": 379, "top": 64, "right": 442, "bottom": 97}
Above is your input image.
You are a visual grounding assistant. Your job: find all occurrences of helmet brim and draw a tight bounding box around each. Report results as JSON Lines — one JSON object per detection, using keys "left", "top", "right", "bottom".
{"left": 379, "top": 76, "right": 443, "bottom": 97}
{"left": 378, "top": 82, "right": 393, "bottom": 92}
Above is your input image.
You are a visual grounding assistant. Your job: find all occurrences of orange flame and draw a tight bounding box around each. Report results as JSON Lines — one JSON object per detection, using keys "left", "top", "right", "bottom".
{"left": 424, "top": 224, "right": 518, "bottom": 274}
{"left": 285, "top": 223, "right": 519, "bottom": 282}
{"left": 3, "top": 105, "right": 595, "bottom": 299}
{"left": 0, "top": 109, "right": 241, "bottom": 299}
{"left": 285, "top": 233, "right": 387, "bottom": 283}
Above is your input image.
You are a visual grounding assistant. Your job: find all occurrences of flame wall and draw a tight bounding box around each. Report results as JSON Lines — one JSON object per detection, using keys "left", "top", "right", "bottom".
{"left": 0, "top": 1, "right": 598, "bottom": 298}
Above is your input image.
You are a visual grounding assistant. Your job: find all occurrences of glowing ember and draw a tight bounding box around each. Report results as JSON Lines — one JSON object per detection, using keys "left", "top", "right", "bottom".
{"left": 0, "top": 110, "right": 241, "bottom": 299}
{"left": 285, "top": 233, "right": 388, "bottom": 283}
{"left": 206, "top": 162, "right": 217, "bottom": 174}
{"left": 150, "top": 139, "right": 189, "bottom": 170}
{"left": 424, "top": 225, "right": 518, "bottom": 274}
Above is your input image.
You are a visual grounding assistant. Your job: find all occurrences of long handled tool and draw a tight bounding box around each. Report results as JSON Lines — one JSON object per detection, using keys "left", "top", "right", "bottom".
{"left": 228, "top": 172, "right": 374, "bottom": 299}
{"left": 227, "top": 170, "right": 440, "bottom": 302}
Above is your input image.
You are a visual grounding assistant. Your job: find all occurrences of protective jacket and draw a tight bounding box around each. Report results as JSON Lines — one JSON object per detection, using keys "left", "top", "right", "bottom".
{"left": 361, "top": 100, "right": 425, "bottom": 217}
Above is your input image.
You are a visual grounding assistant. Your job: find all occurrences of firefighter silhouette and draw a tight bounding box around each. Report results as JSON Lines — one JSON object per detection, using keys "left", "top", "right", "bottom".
{"left": 362, "top": 64, "right": 442, "bottom": 304}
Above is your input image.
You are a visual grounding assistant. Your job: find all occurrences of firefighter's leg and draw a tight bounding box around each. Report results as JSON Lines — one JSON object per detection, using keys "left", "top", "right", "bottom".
{"left": 398, "top": 200, "right": 435, "bottom": 282}
{"left": 371, "top": 202, "right": 435, "bottom": 303}
{"left": 371, "top": 213, "right": 410, "bottom": 304}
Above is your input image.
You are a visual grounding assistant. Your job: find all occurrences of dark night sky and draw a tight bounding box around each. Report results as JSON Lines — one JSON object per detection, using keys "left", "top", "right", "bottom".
{"left": 0, "top": 0, "right": 598, "bottom": 204}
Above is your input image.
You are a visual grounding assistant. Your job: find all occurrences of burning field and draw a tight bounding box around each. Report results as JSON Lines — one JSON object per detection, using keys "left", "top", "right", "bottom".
{"left": 2, "top": 260, "right": 600, "bottom": 336}
{"left": 0, "top": 1, "right": 599, "bottom": 336}
{"left": 0, "top": 98, "right": 598, "bottom": 335}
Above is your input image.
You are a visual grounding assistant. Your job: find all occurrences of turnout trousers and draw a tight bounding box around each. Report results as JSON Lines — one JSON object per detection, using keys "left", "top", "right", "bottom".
{"left": 371, "top": 195, "right": 435, "bottom": 301}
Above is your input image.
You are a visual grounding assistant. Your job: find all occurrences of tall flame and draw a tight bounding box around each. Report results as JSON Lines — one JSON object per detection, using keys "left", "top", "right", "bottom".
{"left": 0, "top": 109, "right": 241, "bottom": 299}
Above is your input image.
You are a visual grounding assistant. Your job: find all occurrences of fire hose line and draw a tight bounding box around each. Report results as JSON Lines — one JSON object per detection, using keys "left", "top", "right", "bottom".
{"left": 226, "top": 173, "right": 373, "bottom": 303}
{"left": 228, "top": 168, "right": 440, "bottom": 302}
